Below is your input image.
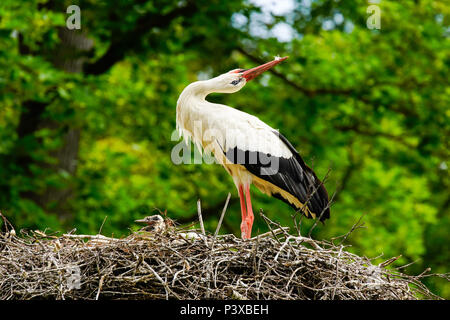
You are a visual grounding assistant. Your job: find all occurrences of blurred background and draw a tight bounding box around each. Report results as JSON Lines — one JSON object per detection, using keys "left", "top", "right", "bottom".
{"left": 0, "top": 0, "right": 448, "bottom": 298}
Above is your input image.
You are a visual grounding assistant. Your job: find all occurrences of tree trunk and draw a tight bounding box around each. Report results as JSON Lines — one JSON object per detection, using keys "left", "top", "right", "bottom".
{"left": 15, "top": 28, "right": 93, "bottom": 220}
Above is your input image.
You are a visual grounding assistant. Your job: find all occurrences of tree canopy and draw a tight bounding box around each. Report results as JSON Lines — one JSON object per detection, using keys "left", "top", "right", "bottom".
{"left": 0, "top": 0, "right": 448, "bottom": 298}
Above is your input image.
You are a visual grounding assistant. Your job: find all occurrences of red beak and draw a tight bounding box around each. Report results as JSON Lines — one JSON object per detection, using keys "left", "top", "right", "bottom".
{"left": 241, "top": 56, "right": 288, "bottom": 81}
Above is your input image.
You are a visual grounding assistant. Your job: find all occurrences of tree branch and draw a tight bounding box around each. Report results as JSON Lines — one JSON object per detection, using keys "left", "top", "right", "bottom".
{"left": 236, "top": 47, "right": 354, "bottom": 97}
{"left": 334, "top": 124, "right": 416, "bottom": 148}
{"left": 236, "top": 48, "right": 420, "bottom": 119}
{"left": 83, "top": 2, "right": 198, "bottom": 75}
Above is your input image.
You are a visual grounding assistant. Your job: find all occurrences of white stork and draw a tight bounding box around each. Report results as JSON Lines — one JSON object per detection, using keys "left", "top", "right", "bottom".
{"left": 176, "top": 57, "right": 330, "bottom": 239}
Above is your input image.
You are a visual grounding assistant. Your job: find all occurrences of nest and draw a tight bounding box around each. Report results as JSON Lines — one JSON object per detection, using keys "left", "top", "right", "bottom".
{"left": 0, "top": 212, "right": 445, "bottom": 300}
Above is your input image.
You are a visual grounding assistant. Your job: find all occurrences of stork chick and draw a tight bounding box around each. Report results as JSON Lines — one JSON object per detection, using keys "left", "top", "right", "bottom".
{"left": 135, "top": 215, "right": 168, "bottom": 233}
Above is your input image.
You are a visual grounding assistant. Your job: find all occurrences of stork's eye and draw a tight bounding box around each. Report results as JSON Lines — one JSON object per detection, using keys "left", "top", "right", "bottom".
{"left": 230, "top": 78, "right": 241, "bottom": 85}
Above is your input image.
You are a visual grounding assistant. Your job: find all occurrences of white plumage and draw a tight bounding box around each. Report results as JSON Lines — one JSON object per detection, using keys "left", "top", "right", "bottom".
{"left": 175, "top": 57, "right": 330, "bottom": 239}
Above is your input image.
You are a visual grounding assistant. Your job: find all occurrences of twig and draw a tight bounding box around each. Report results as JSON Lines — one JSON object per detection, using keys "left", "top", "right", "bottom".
{"left": 259, "top": 209, "right": 282, "bottom": 244}
{"left": 379, "top": 255, "right": 402, "bottom": 268}
{"left": 96, "top": 275, "right": 106, "bottom": 300}
{"left": 197, "top": 199, "right": 205, "bottom": 236}
{"left": 214, "top": 193, "right": 231, "bottom": 237}
{"left": 62, "top": 234, "right": 119, "bottom": 242}
{"left": 307, "top": 169, "right": 334, "bottom": 238}
{"left": 331, "top": 213, "right": 367, "bottom": 245}
{"left": 98, "top": 216, "right": 108, "bottom": 235}
{"left": 251, "top": 227, "right": 290, "bottom": 240}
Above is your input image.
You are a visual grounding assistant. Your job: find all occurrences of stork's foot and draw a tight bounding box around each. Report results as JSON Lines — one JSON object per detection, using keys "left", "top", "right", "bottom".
{"left": 240, "top": 216, "right": 253, "bottom": 240}
{"left": 246, "top": 215, "right": 254, "bottom": 238}
{"left": 240, "top": 221, "right": 249, "bottom": 240}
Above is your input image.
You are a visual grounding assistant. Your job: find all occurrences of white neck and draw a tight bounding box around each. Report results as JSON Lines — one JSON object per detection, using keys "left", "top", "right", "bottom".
{"left": 176, "top": 75, "right": 246, "bottom": 141}
{"left": 178, "top": 80, "right": 214, "bottom": 103}
{"left": 176, "top": 80, "right": 214, "bottom": 141}
{"left": 177, "top": 74, "right": 246, "bottom": 106}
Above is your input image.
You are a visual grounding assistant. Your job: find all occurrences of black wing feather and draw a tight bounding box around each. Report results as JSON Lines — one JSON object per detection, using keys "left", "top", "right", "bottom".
{"left": 224, "top": 131, "right": 330, "bottom": 221}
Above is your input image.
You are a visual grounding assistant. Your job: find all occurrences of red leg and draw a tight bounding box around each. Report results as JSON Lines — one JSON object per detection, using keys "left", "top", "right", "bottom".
{"left": 244, "top": 184, "right": 254, "bottom": 239}
{"left": 238, "top": 184, "right": 248, "bottom": 239}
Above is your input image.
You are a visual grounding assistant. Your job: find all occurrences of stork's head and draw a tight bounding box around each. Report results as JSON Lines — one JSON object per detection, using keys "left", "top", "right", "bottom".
{"left": 204, "top": 56, "right": 289, "bottom": 94}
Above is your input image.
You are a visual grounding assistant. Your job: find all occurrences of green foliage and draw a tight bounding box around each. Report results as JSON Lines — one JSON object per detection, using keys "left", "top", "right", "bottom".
{"left": 0, "top": 0, "right": 448, "bottom": 297}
